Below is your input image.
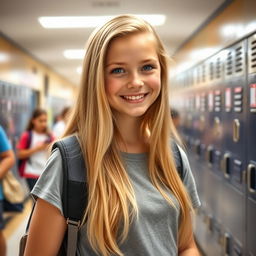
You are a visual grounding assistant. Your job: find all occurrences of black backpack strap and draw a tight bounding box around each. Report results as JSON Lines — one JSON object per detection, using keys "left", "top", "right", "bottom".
{"left": 171, "top": 141, "right": 184, "bottom": 181}
{"left": 52, "top": 134, "right": 87, "bottom": 256}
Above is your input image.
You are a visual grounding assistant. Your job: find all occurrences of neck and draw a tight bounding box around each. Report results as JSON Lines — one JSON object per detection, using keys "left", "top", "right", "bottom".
{"left": 33, "top": 129, "right": 45, "bottom": 134}
{"left": 114, "top": 113, "right": 148, "bottom": 153}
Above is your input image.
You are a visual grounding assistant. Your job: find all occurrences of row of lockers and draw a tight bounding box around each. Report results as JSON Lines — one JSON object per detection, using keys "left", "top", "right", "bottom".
{"left": 173, "top": 33, "right": 256, "bottom": 87}
{"left": 172, "top": 32, "right": 256, "bottom": 255}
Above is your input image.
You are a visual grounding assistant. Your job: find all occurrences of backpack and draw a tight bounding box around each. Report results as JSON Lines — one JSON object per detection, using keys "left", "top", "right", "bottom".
{"left": 17, "top": 131, "right": 32, "bottom": 177}
{"left": 19, "top": 135, "right": 184, "bottom": 256}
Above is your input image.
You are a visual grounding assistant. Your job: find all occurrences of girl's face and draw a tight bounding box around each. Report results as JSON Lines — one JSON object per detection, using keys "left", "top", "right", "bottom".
{"left": 32, "top": 114, "right": 47, "bottom": 133}
{"left": 105, "top": 32, "right": 161, "bottom": 119}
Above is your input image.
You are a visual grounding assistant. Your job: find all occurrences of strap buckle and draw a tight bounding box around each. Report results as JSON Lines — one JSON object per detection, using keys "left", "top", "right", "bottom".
{"left": 67, "top": 218, "right": 81, "bottom": 227}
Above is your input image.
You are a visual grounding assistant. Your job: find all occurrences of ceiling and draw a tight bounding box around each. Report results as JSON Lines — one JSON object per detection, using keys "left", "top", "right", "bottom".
{"left": 0, "top": 0, "right": 225, "bottom": 85}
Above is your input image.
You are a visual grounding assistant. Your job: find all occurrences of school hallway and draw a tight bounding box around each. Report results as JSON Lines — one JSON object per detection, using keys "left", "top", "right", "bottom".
{"left": 1, "top": 0, "right": 256, "bottom": 255}
{"left": 4, "top": 200, "right": 32, "bottom": 256}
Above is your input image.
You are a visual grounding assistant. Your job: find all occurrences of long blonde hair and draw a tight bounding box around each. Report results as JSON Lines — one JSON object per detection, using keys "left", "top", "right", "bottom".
{"left": 63, "top": 14, "right": 192, "bottom": 255}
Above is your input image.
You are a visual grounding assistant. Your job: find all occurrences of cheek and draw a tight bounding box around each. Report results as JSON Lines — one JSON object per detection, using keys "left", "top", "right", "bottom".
{"left": 148, "top": 74, "right": 161, "bottom": 93}
{"left": 33, "top": 119, "right": 39, "bottom": 126}
{"left": 105, "top": 77, "right": 122, "bottom": 97}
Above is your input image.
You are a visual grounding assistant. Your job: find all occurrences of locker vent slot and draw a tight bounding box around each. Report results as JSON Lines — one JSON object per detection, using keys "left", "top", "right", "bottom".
{"left": 189, "top": 70, "right": 194, "bottom": 86}
{"left": 249, "top": 36, "right": 256, "bottom": 73}
{"left": 216, "top": 57, "right": 221, "bottom": 79}
{"left": 226, "top": 50, "right": 233, "bottom": 76}
{"left": 210, "top": 62, "right": 214, "bottom": 81}
{"left": 202, "top": 64, "right": 206, "bottom": 82}
{"left": 196, "top": 66, "right": 200, "bottom": 84}
{"left": 235, "top": 45, "right": 244, "bottom": 75}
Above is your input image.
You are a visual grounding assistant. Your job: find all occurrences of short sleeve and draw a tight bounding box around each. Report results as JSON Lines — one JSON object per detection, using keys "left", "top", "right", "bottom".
{"left": 178, "top": 146, "right": 201, "bottom": 209}
{"left": 16, "top": 131, "right": 29, "bottom": 149}
{"left": 0, "top": 126, "right": 11, "bottom": 153}
{"left": 31, "top": 148, "right": 64, "bottom": 215}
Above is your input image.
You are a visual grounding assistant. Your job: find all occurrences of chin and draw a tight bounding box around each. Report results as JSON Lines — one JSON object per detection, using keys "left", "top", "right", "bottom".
{"left": 126, "top": 110, "right": 148, "bottom": 117}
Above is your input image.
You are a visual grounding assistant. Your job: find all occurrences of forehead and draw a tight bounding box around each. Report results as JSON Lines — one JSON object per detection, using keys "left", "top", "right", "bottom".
{"left": 34, "top": 114, "right": 46, "bottom": 119}
{"left": 106, "top": 32, "right": 158, "bottom": 62}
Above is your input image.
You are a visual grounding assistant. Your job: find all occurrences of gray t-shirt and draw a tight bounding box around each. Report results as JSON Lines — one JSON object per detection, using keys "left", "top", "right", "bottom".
{"left": 32, "top": 146, "right": 200, "bottom": 256}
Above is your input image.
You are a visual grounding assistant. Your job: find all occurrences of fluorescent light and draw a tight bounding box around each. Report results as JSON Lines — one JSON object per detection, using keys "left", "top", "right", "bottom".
{"left": 245, "top": 21, "right": 256, "bottom": 35}
{"left": 190, "top": 48, "right": 218, "bottom": 61}
{"left": 0, "top": 52, "right": 9, "bottom": 63}
{"left": 77, "top": 66, "right": 82, "bottom": 74}
{"left": 38, "top": 15, "right": 166, "bottom": 28}
{"left": 63, "top": 49, "right": 85, "bottom": 59}
{"left": 139, "top": 15, "right": 166, "bottom": 26}
{"left": 221, "top": 24, "right": 245, "bottom": 38}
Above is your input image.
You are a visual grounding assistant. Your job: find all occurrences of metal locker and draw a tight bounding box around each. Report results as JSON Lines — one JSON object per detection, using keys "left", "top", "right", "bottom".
{"left": 246, "top": 33, "right": 256, "bottom": 256}
{"left": 220, "top": 40, "right": 247, "bottom": 255}
{"left": 194, "top": 54, "right": 226, "bottom": 255}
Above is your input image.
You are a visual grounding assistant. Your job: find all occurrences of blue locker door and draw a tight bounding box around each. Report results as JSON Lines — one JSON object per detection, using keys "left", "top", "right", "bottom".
{"left": 221, "top": 40, "right": 247, "bottom": 255}
{"left": 247, "top": 33, "right": 256, "bottom": 256}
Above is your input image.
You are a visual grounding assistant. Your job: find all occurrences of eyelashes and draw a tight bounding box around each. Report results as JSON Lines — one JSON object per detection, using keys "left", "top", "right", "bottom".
{"left": 111, "top": 67, "right": 125, "bottom": 74}
{"left": 142, "top": 64, "right": 154, "bottom": 71}
{"left": 110, "top": 64, "right": 156, "bottom": 74}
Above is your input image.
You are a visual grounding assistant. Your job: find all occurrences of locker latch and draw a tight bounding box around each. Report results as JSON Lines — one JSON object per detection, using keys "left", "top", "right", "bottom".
{"left": 233, "top": 119, "right": 240, "bottom": 142}
{"left": 223, "top": 232, "right": 230, "bottom": 256}
{"left": 222, "top": 153, "right": 231, "bottom": 178}
{"left": 247, "top": 164, "right": 256, "bottom": 194}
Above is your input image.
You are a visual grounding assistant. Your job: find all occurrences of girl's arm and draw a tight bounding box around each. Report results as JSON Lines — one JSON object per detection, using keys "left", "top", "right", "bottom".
{"left": 17, "top": 143, "right": 49, "bottom": 159}
{"left": 0, "top": 150, "right": 15, "bottom": 179}
{"left": 179, "top": 213, "right": 201, "bottom": 256}
{"left": 24, "top": 198, "right": 67, "bottom": 256}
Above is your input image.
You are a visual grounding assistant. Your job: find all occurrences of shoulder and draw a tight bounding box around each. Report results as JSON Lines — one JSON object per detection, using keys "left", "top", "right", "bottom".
{"left": 176, "top": 145, "right": 189, "bottom": 169}
{"left": 0, "top": 126, "right": 5, "bottom": 138}
{"left": 20, "top": 131, "right": 30, "bottom": 140}
{"left": 46, "top": 148, "right": 62, "bottom": 168}
{"left": 176, "top": 145, "right": 201, "bottom": 209}
{"left": 16, "top": 131, "right": 30, "bottom": 149}
{"left": 175, "top": 144, "right": 192, "bottom": 181}
{"left": 0, "top": 126, "right": 11, "bottom": 152}
{"left": 0, "top": 126, "right": 7, "bottom": 138}
{"left": 31, "top": 148, "right": 64, "bottom": 214}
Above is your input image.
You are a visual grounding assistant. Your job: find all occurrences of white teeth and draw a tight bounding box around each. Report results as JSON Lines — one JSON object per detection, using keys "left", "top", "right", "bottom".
{"left": 123, "top": 94, "right": 145, "bottom": 100}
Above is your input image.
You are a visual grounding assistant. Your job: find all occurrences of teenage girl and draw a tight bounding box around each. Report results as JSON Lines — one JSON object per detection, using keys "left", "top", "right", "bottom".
{"left": 17, "top": 108, "right": 54, "bottom": 191}
{"left": 24, "top": 15, "right": 201, "bottom": 256}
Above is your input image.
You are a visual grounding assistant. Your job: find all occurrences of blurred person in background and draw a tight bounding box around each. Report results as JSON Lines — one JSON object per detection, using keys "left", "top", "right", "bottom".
{"left": 0, "top": 125, "right": 15, "bottom": 256}
{"left": 16, "top": 109, "right": 55, "bottom": 191}
{"left": 171, "top": 108, "right": 181, "bottom": 129}
{"left": 52, "top": 107, "right": 71, "bottom": 138}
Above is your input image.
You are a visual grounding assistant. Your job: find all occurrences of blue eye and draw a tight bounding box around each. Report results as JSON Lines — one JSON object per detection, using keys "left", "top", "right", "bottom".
{"left": 142, "top": 65, "right": 154, "bottom": 71}
{"left": 111, "top": 68, "right": 125, "bottom": 74}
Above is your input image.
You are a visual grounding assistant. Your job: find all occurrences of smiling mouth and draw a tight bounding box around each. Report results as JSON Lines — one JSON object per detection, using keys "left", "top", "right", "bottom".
{"left": 121, "top": 93, "right": 149, "bottom": 102}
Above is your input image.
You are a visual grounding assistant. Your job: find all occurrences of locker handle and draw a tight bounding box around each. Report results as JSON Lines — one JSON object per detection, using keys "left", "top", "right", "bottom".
{"left": 206, "top": 146, "right": 214, "bottom": 165}
{"left": 247, "top": 164, "right": 256, "bottom": 194}
{"left": 222, "top": 153, "right": 231, "bottom": 178}
{"left": 214, "top": 116, "right": 221, "bottom": 137}
{"left": 233, "top": 119, "right": 240, "bottom": 142}
{"left": 223, "top": 232, "right": 230, "bottom": 256}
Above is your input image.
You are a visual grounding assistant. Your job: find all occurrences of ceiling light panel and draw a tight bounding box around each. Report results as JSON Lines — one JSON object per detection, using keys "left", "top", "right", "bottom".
{"left": 38, "top": 15, "right": 166, "bottom": 28}
{"left": 63, "top": 49, "right": 85, "bottom": 59}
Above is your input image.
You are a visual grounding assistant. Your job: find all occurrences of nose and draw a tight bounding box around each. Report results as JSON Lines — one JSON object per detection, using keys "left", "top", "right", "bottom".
{"left": 127, "top": 72, "right": 144, "bottom": 88}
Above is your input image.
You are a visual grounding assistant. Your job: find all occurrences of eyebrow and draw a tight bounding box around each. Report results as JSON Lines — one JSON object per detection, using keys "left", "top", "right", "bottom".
{"left": 106, "top": 58, "right": 158, "bottom": 67}
{"left": 106, "top": 62, "right": 125, "bottom": 67}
